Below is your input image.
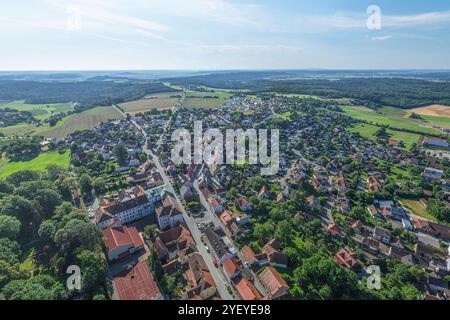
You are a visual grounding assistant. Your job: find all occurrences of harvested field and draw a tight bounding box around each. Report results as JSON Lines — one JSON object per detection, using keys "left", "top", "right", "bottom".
{"left": 119, "top": 97, "right": 178, "bottom": 114}
{"left": 409, "top": 104, "right": 450, "bottom": 118}
{"left": 42, "top": 106, "right": 124, "bottom": 138}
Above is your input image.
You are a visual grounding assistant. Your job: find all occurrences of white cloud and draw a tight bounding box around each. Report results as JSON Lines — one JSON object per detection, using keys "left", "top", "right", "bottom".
{"left": 371, "top": 35, "right": 392, "bottom": 41}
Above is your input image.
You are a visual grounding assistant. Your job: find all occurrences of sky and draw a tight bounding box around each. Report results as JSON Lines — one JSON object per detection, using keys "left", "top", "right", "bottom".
{"left": 1, "top": 0, "right": 450, "bottom": 70}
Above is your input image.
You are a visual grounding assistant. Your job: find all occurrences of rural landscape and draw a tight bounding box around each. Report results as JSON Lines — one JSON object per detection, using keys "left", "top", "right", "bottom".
{"left": 0, "top": 0, "right": 449, "bottom": 307}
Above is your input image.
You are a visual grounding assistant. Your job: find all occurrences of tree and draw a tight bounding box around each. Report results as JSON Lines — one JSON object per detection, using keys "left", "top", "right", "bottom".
{"left": 1, "top": 275, "right": 67, "bottom": 300}
{"left": 0, "top": 238, "right": 21, "bottom": 264}
{"left": 79, "top": 174, "right": 93, "bottom": 197}
{"left": 0, "top": 260, "right": 24, "bottom": 288}
{"left": 54, "top": 220, "right": 101, "bottom": 256}
{"left": 0, "top": 180, "right": 13, "bottom": 194}
{"left": 34, "top": 189, "right": 63, "bottom": 218}
{"left": 92, "top": 178, "right": 107, "bottom": 194}
{"left": 143, "top": 224, "right": 159, "bottom": 241}
{"left": 114, "top": 144, "right": 128, "bottom": 166}
{"left": 253, "top": 222, "right": 273, "bottom": 244}
{"left": 274, "top": 220, "right": 293, "bottom": 247}
{"left": 76, "top": 250, "right": 107, "bottom": 297}
{"left": 0, "top": 215, "right": 21, "bottom": 239}
{"left": 38, "top": 220, "right": 57, "bottom": 241}
{"left": 148, "top": 248, "right": 163, "bottom": 280}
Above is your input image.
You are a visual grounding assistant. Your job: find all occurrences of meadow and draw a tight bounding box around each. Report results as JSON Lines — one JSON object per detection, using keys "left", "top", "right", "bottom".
{"left": 342, "top": 106, "right": 442, "bottom": 135}
{"left": 0, "top": 150, "right": 71, "bottom": 179}
{"left": 0, "top": 100, "right": 74, "bottom": 120}
{"left": 349, "top": 123, "right": 421, "bottom": 151}
{"left": 119, "top": 96, "right": 178, "bottom": 114}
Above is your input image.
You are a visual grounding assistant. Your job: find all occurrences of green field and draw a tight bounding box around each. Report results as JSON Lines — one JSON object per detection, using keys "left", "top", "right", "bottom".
{"left": 0, "top": 150, "right": 71, "bottom": 179}
{"left": 399, "top": 199, "right": 436, "bottom": 222}
{"left": 0, "top": 101, "right": 74, "bottom": 120}
{"left": 342, "top": 106, "right": 441, "bottom": 135}
{"left": 349, "top": 123, "right": 421, "bottom": 150}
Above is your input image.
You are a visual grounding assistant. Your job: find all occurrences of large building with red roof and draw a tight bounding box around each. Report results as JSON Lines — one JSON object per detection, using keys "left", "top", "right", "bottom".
{"left": 102, "top": 222, "right": 144, "bottom": 261}
{"left": 258, "top": 266, "right": 290, "bottom": 299}
{"left": 235, "top": 278, "right": 262, "bottom": 300}
{"left": 113, "top": 261, "right": 163, "bottom": 300}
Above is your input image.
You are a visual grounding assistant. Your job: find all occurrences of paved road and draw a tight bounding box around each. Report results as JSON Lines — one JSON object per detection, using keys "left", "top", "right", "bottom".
{"left": 192, "top": 178, "right": 268, "bottom": 297}
{"left": 132, "top": 120, "right": 234, "bottom": 300}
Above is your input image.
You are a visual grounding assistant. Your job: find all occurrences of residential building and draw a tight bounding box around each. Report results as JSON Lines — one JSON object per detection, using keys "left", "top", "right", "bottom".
{"left": 258, "top": 266, "right": 290, "bottom": 299}
{"left": 235, "top": 278, "right": 262, "bottom": 300}
{"left": 102, "top": 222, "right": 144, "bottom": 261}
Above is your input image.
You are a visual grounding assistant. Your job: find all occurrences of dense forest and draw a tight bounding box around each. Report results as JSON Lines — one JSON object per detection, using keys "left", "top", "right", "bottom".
{"left": 0, "top": 167, "right": 109, "bottom": 300}
{"left": 165, "top": 73, "right": 450, "bottom": 108}
{"left": 0, "top": 80, "right": 175, "bottom": 110}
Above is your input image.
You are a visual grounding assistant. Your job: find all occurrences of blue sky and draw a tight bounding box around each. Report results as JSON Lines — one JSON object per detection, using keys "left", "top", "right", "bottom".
{"left": 1, "top": 0, "right": 450, "bottom": 70}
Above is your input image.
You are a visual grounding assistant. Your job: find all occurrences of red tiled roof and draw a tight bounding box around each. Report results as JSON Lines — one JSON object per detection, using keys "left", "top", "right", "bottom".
{"left": 223, "top": 258, "right": 240, "bottom": 277}
{"left": 235, "top": 278, "right": 262, "bottom": 300}
{"left": 335, "top": 248, "right": 359, "bottom": 269}
{"left": 102, "top": 223, "right": 144, "bottom": 254}
{"left": 240, "top": 246, "right": 258, "bottom": 265}
{"left": 113, "top": 261, "right": 162, "bottom": 300}
{"left": 259, "top": 266, "right": 289, "bottom": 298}
{"left": 220, "top": 210, "right": 235, "bottom": 226}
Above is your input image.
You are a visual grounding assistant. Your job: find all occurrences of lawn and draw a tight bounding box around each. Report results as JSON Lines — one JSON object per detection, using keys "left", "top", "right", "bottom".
{"left": 0, "top": 150, "right": 71, "bottom": 179}
{"left": 399, "top": 199, "right": 436, "bottom": 222}
{"left": 342, "top": 106, "right": 441, "bottom": 135}
{"left": 349, "top": 123, "right": 421, "bottom": 150}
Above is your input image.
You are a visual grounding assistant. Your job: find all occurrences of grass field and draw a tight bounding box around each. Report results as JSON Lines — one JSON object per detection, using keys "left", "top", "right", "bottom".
{"left": 349, "top": 123, "right": 421, "bottom": 150}
{"left": 0, "top": 150, "right": 71, "bottom": 179}
{"left": 119, "top": 97, "right": 178, "bottom": 114}
{"left": 342, "top": 106, "right": 441, "bottom": 135}
{"left": 0, "top": 101, "right": 74, "bottom": 120}
{"left": 42, "top": 106, "right": 124, "bottom": 138}
{"left": 399, "top": 199, "right": 436, "bottom": 222}
{"left": 275, "top": 93, "right": 352, "bottom": 104}
{"left": 182, "top": 97, "right": 224, "bottom": 109}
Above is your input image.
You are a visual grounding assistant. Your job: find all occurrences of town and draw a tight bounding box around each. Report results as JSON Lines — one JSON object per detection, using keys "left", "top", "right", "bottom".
{"left": 2, "top": 87, "right": 446, "bottom": 301}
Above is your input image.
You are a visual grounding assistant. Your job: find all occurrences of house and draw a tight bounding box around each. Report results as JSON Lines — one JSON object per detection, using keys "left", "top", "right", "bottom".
{"left": 95, "top": 187, "right": 156, "bottom": 229}
{"left": 326, "top": 224, "right": 342, "bottom": 238}
{"left": 102, "top": 222, "right": 144, "bottom": 261}
{"left": 156, "top": 194, "right": 184, "bottom": 230}
{"left": 220, "top": 210, "right": 236, "bottom": 227}
{"left": 235, "top": 278, "right": 262, "bottom": 300}
{"left": 367, "top": 205, "right": 382, "bottom": 219}
{"left": 236, "top": 196, "right": 252, "bottom": 212}
{"left": 154, "top": 224, "right": 196, "bottom": 263}
{"left": 240, "top": 246, "right": 259, "bottom": 268}
{"left": 412, "top": 217, "right": 450, "bottom": 241}
{"left": 261, "top": 239, "right": 288, "bottom": 269}
{"left": 204, "top": 226, "right": 235, "bottom": 263}
{"left": 373, "top": 227, "right": 392, "bottom": 244}
{"left": 209, "top": 197, "right": 224, "bottom": 215}
{"left": 222, "top": 258, "right": 241, "bottom": 280}
{"left": 258, "top": 266, "right": 290, "bottom": 299}
{"left": 113, "top": 261, "right": 163, "bottom": 300}
{"left": 258, "top": 186, "right": 270, "bottom": 199}
{"left": 422, "top": 167, "right": 444, "bottom": 181}
{"left": 180, "top": 182, "right": 198, "bottom": 202}
{"left": 427, "top": 138, "right": 449, "bottom": 149}
{"left": 184, "top": 253, "right": 217, "bottom": 300}
{"left": 335, "top": 248, "right": 359, "bottom": 270}
{"left": 276, "top": 193, "right": 287, "bottom": 202}
{"left": 306, "top": 195, "right": 318, "bottom": 209}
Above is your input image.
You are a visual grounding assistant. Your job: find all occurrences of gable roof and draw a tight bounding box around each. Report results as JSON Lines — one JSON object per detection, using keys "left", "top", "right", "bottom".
{"left": 259, "top": 266, "right": 289, "bottom": 298}
{"left": 235, "top": 278, "right": 262, "bottom": 300}
{"left": 240, "top": 246, "right": 258, "bottom": 265}
{"left": 102, "top": 223, "right": 144, "bottom": 253}
{"left": 113, "top": 261, "right": 162, "bottom": 300}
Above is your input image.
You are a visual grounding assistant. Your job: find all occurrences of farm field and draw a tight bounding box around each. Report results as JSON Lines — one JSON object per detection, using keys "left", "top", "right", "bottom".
{"left": 342, "top": 106, "right": 442, "bottom": 135}
{"left": 42, "top": 106, "right": 125, "bottom": 138}
{"left": 399, "top": 199, "right": 436, "bottom": 222}
{"left": 0, "top": 100, "right": 74, "bottom": 120}
{"left": 275, "top": 93, "right": 352, "bottom": 104}
{"left": 0, "top": 150, "right": 71, "bottom": 179}
{"left": 119, "top": 96, "right": 178, "bottom": 114}
{"left": 408, "top": 104, "right": 450, "bottom": 118}
{"left": 182, "top": 90, "right": 233, "bottom": 109}
{"left": 349, "top": 123, "right": 421, "bottom": 150}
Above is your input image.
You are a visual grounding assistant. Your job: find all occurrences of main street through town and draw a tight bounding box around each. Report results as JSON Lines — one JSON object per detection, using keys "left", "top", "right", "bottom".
{"left": 131, "top": 119, "right": 235, "bottom": 300}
